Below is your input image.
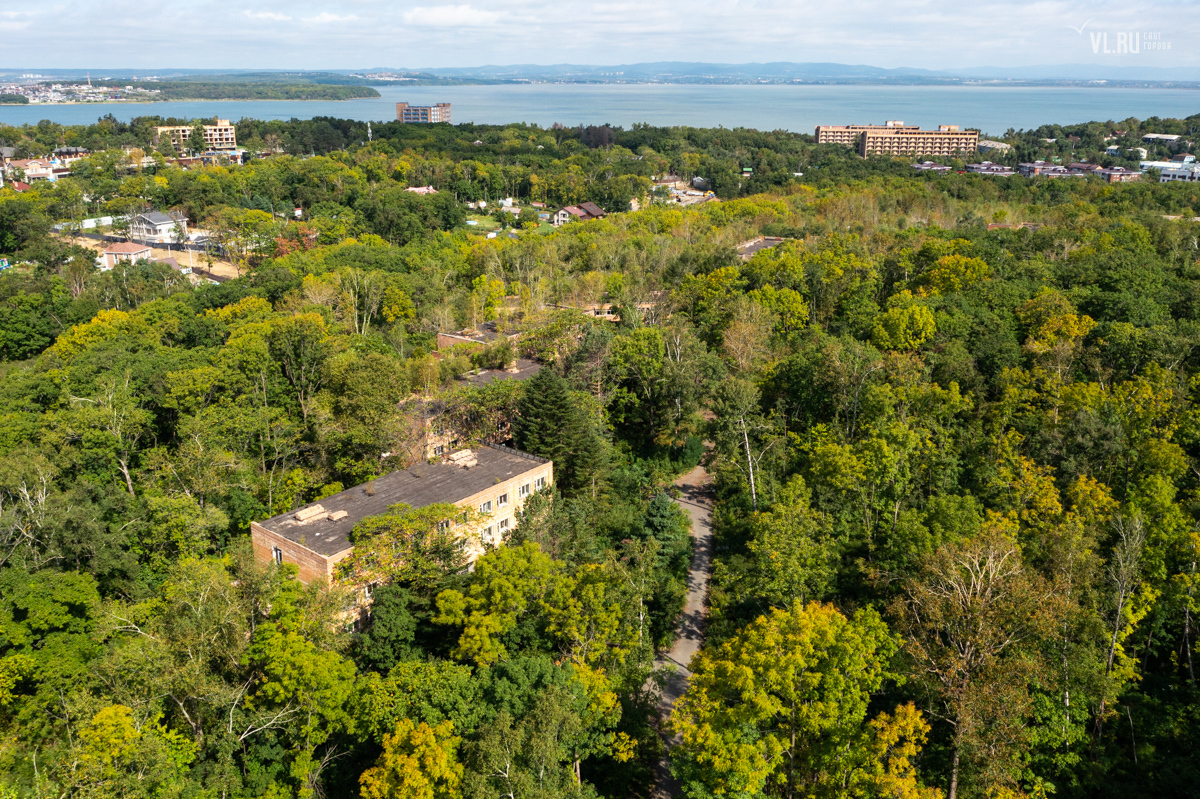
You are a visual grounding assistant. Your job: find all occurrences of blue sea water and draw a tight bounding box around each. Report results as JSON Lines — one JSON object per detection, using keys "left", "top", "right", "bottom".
{"left": 1, "top": 83, "right": 1198, "bottom": 137}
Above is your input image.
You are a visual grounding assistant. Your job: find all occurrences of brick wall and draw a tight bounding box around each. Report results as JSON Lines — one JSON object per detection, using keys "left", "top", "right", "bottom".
{"left": 250, "top": 522, "right": 346, "bottom": 584}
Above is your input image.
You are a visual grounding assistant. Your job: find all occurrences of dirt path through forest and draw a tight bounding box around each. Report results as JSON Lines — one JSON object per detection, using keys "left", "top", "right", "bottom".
{"left": 652, "top": 464, "right": 714, "bottom": 798}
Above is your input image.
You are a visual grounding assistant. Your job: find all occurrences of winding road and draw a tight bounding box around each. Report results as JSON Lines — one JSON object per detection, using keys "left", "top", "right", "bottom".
{"left": 652, "top": 463, "right": 714, "bottom": 798}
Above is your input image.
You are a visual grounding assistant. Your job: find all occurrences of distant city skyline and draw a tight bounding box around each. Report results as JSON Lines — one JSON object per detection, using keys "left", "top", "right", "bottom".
{"left": 0, "top": 0, "right": 1194, "bottom": 72}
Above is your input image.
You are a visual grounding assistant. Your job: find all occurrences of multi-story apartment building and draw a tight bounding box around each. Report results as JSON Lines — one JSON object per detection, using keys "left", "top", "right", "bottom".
{"left": 250, "top": 445, "right": 552, "bottom": 585}
{"left": 395, "top": 102, "right": 452, "bottom": 123}
{"left": 153, "top": 119, "right": 238, "bottom": 151}
{"left": 817, "top": 121, "right": 979, "bottom": 157}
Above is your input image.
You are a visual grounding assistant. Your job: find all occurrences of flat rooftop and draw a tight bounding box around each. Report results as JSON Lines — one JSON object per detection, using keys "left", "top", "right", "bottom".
{"left": 255, "top": 445, "right": 548, "bottom": 556}
{"left": 461, "top": 358, "right": 542, "bottom": 386}
{"left": 737, "top": 236, "right": 787, "bottom": 259}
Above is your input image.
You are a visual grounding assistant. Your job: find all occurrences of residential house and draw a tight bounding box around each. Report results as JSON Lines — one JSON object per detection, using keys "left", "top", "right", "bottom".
{"left": 101, "top": 242, "right": 152, "bottom": 270}
{"left": 5, "top": 159, "right": 56, "bottom": 181}
{"left": 250, "top": 445, "right": 553, "bottom": 586}
{"left": 129, "top": 211, "right": 188, "bottom": 244}
{"left": 965, "top": 162, "right": 1016, "bottom": 176}
{"left": 551, "top": 202, "right": 607, "bottom": 227}
{"left": 405, "top": 185, "right": 438, "bottom": 195}
{"left": 912, "top": 161, "right": 952, "bottom": 172}
{"left": 1017, "top": 161, "right": 1078, "bottom": 178}
{"left": 1097, "top": 167, "right": 1141, "bottom": 183}
{"left": 54, "top": 147, "right": 90, "bottom": 160}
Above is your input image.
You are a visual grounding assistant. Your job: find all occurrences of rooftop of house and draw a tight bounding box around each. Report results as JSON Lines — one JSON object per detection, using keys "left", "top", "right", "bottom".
{"left": 136, "top": 211, "right": 184, "bottom": 226}
{"left": 461, "top": 358, "right": 542, "bottom": 387}
{"left": 578, "top": 201, "right": 606, "bottom": 217}
{"left": 737, "top": 236, "right": 788, "bottom": 258}
{"left": 104, "top": 242, "right": 153, "bottom": 254}
{"left": 254, "top": 444, "right": 549, "bottom": 556}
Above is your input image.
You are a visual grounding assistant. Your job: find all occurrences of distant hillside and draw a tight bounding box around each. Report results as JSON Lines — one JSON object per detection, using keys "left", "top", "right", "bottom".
{"left": 86, "top": 80, "right": 380, "bottom": 101}
{"left": 374, "top": 61, "right": 1200, "bottom": 86}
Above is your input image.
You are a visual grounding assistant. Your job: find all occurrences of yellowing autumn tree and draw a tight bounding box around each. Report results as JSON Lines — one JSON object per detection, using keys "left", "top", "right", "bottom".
{"left": 671, "top": 601, "right": 937, "bottom": 799}
{"left": 872, "top": 291, "right": 936, "bottom": 351}
{"left": 360, "top": 719, "right": 462, "bottom": 799}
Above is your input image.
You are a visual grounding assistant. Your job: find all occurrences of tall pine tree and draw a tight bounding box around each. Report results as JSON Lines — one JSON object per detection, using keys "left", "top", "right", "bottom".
{"left": 513, "top": 367, "right": 578, "bottom": 471}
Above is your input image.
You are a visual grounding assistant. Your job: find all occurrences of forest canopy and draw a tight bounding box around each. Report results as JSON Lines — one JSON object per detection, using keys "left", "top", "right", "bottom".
{"left": 1, "top": 113, "right": 1200, "bottom": 798}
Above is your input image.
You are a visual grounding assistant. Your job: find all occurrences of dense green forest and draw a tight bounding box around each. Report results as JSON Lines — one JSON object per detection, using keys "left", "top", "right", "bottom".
{"left": 3, "top": 113, "right": 1200, "bottom": 798}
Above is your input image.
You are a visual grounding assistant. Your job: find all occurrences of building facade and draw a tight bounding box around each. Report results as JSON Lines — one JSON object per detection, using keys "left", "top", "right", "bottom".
{"left": 250, "top": 445, "right": 552, "bottom": 585}
{"left": 817, "top": 122, "right": 979, "bottom": 157}
{"left": 1160, "top": 165, "right": 1200, "bottom": 183}
{"left": 101, "top": 242, "right": 152, "bottom": 270}
{"left": 816, "top": 121, "right": 919, "bottom": 145}
{"left": 154, "top": 120, "right": 238, "bottom": 151}
{"left": 129, "top": 211, "right": 188, "bottom": 243}
{"left": 395, "top": 103, "right": 452, "bottom": 123}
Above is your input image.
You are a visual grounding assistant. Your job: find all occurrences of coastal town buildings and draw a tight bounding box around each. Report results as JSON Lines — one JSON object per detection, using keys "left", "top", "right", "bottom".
{"left": 1017, "top": 161, "right": 1142, "bottom": 182}
{"left": 395, "top": 102, "right": 452, "bottom": 123}
{"left": 154, "top": 120, "right": 238, "bottom": 151}
{"left": 250, "top": 445, "right": 552, "bottom": 585}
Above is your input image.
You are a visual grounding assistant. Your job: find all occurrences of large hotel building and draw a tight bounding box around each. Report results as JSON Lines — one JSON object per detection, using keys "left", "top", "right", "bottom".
{"left": 396, "top": 102, "right": 453, "bottom": 123}
{"left": 154, "top": 119, "right": 238, "bottom": 151}
{"left": 816, "top": 121, "right": 979, "bottom": 157}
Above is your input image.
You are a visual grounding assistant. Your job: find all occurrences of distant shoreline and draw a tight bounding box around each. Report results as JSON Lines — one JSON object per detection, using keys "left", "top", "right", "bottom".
{"left": 16, "top": 97, "right": 378, "bottom": 107}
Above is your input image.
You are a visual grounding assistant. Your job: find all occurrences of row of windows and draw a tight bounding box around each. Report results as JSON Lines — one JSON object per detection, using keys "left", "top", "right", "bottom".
{"left": 480, "top": 476, "right": 546, "bottom": 514}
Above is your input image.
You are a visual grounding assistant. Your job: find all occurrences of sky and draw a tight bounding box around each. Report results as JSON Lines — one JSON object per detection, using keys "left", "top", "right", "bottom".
{"left": 0, "top": 0, "right": 1195, "bottom": 72}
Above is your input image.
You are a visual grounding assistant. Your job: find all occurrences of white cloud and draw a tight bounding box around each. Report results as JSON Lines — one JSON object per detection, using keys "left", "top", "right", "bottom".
{"left": 244, "top": 10, "right": 291, "bottom": 21}
{"left": 302, "top": 12, "right": 360, "bottom": 23}
{"left": 403, "top": 5, "right": 500, "bottom": 27}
